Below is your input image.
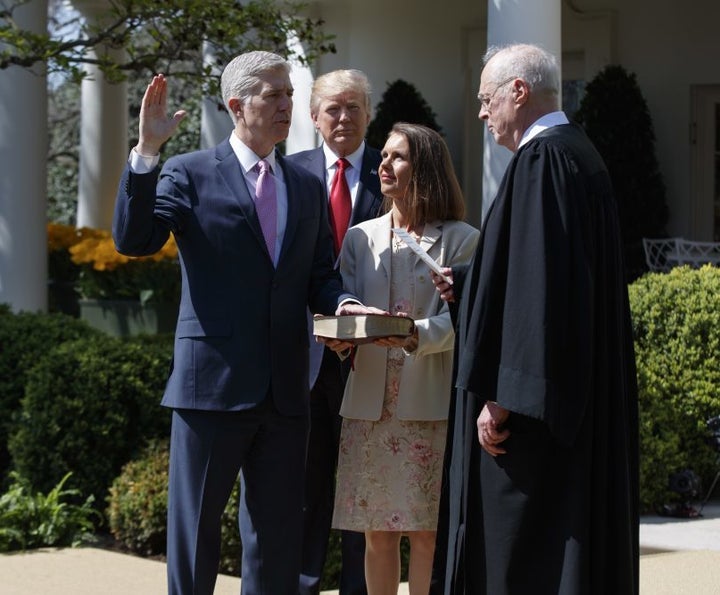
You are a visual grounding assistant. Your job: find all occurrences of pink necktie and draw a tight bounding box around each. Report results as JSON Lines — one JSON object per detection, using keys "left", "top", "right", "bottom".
{"left": 329, "top": 158, "right": 351, "bottom": 257}
{"left": 255, "top": 159, "right": 277, "bottom": 261}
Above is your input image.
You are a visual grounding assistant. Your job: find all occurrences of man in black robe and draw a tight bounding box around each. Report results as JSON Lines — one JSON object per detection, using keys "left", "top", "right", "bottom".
{"left": 430, "top": 43, "right": 639, "bottom": 595}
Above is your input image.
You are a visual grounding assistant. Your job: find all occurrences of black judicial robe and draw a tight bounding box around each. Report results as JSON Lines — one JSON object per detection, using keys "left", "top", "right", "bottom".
{"left": 431, "top": 123, "right": 639, "bottom": 595}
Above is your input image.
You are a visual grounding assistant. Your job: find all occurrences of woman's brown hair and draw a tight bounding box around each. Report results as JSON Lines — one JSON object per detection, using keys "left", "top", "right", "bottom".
{"left": 383, "top": 122, "right": 466, "bottom": 229}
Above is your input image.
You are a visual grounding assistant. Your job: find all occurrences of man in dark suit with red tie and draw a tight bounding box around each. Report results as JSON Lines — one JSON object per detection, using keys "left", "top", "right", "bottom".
{"left": 287, "top": 69, "right": 383, "bottom": 595}
{"left": 112, "top": 52, "right": 374, "bottom": 595}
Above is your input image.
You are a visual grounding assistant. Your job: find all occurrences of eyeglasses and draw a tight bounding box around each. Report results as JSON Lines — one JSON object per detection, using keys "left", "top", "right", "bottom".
{"left": 478, "top": 76, "right": 517, "bottom": 110}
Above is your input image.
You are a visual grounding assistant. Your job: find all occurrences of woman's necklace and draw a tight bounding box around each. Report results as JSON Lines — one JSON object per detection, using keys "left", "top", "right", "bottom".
{"left": 391, "top": 215, "right": 423, "bottom": 249}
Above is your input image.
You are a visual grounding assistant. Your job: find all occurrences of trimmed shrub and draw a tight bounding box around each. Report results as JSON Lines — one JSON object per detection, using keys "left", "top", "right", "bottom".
{"left": 106, "top": 440, "right": 243, "bottom": 575}
{"left": 0, "top": 305, "right": 100, "bottom": 483}
{"left": 629, "top": 266, "right": 720, "bottom": 510}
{"left": 107, "top": 440, "right": 169, "bottom": 556}
{"left": 8, "top": 334, "right": 172, "bottom": 506}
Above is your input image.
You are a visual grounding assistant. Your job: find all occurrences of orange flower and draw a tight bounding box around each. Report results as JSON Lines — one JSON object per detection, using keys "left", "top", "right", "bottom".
{"left": 48, "top": 223, "right": 180, "bottom": 303}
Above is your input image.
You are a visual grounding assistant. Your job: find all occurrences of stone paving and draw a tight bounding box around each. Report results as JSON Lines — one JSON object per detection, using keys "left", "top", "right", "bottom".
{"left": 2, "top": 503, "right": 720, "bottom": 594}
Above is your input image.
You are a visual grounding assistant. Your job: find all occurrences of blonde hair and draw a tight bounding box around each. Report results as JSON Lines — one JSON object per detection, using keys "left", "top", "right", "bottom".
{"left": 310, "top": 69, "right": 372, "bottom": 115}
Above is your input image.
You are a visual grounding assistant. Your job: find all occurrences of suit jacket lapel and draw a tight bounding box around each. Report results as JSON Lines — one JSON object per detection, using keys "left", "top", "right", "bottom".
{"left": 371, "top": 212, "right": 394, "bottom": 283}
{"left": 351, "top": 147, "right": 382, "bottom": 226}
{"left": 419, "top": 221, "right": 442, "bottom": 263}
{"left": 215, "top": 140, "right": 271, "bottom": 261}
{"left": 304, "top": 148, "right": 327, "bottom": 184}
{"left": 277, "top": 151, "right": 300, "bottom": 264}
{"left": 393, "top": 219, "right": 443, "bottom": 273}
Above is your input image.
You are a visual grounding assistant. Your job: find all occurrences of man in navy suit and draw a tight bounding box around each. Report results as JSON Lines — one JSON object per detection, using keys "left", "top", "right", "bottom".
{"left": 288, "top": 69, "right": 383, "bottom": 595}
{"left": 113, "top": 52, "right": 374, "bottom": 595}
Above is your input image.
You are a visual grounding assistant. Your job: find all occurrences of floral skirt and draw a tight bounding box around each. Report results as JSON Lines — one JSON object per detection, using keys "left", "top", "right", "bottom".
{"left": 332, "top": 347, "right": 447, "bottom": 532}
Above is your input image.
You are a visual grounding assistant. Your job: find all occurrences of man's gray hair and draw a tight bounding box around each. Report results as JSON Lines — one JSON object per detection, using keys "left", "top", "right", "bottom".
{"left": 484, "top": 43, "right": 560, "bottom": 98}
{"left": 221, "top": 51, "right": 291, "bottom": 116}
{"left": 310, "top": 69, "right": 372, "bottom": 115}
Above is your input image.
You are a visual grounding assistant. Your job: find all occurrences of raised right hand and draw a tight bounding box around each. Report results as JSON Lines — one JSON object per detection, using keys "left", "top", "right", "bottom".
{"left": 136, "top": 74, "right": 187, "bottom": 156}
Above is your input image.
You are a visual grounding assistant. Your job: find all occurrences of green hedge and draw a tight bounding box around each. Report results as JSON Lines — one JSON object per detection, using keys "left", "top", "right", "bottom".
{"left": 0, "top": 304, "right": 100, "bottom": 483}
{"left": 8, "top": 333, "right": 172, "bottom": 506}
{"left": 630, "top": 266, "right": 720, "bottom": 510}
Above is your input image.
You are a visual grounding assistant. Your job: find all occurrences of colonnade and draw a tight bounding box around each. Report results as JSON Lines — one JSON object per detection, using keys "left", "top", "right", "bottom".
{"left": 0, "top": 0, "right": 560, "bottom": 312}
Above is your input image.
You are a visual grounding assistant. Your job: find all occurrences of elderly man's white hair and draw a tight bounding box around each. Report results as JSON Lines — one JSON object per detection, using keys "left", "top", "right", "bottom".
{"left": 483, "top": 43, "right": 560, "bottom": 101}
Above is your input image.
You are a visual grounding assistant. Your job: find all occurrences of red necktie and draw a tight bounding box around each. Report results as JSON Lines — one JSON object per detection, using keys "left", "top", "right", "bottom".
{"left": 329, "top": 158, "right": 351, "bottom": 257}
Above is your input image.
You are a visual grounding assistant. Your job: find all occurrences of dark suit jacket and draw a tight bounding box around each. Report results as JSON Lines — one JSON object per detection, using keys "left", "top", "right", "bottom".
{"left": 286, "top": 144, "right": 383, "bottom": 231}
{"left": 287, "top": 144, "right": 384, "bottom": 386}
{"left": 113, "top": 139, "right": 353, "bottom": 416}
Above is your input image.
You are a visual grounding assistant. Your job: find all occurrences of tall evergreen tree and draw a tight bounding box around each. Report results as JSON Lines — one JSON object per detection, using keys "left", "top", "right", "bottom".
{"left": 574, "top": 65, "right": 669, "bottom": 281}
{"left": 366, "top": 79, "right": 442, "bottom": 148}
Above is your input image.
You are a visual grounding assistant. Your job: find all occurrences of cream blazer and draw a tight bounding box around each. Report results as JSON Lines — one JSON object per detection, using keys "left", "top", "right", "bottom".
{"left": 339, "top": 212, "right": 480, "bottom": 421}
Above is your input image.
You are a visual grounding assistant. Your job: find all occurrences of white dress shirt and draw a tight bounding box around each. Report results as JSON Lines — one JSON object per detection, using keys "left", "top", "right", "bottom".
{"left": 518, "top": 111, "right": 570, "bottom": 149}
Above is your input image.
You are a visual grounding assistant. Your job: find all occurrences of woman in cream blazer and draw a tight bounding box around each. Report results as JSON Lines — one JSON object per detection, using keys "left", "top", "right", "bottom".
{"left": 330, "top": 123, "right": 479, "bottom": 595}
{"left": 339, "top": 211, "right": 478, "bottom": 421}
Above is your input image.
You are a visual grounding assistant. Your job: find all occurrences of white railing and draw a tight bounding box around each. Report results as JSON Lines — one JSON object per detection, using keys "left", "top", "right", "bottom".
{"left": 643, "top": 237, "right": 720, "bottom": 273}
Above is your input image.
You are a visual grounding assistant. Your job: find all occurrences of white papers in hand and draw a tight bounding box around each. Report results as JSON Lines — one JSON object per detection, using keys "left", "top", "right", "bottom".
{"left": 391, "top": 228, "right": 452, "bottom": 284}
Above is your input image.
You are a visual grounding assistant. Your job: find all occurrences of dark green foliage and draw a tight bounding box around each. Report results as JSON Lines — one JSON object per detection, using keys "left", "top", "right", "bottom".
{"left": 8, "top": 334, "right": 173, "bottom": 505}
{"left": 629, "top": 267, "right": 720, "bottom": 510}
{"left": 219, "top": 482, "right": 243, "bottom": 577}
{"left": 0, "top": 471, "right": 98, "bottom": 552}
{"left": 366, "top": 80, "right": 442, "bottom": 149}
{"left": 0, "top": 305, "right": 100, "bottom": 483}
{"left": 106, "top": 440, "right": 243, "bottom": 575}
{"left": 574, "top": 65, "right": 669, "bottom": 281}
{"left": 5, "top": 0, "right": 336, "bottom": 96}
{"left": 47, "top": 74, "right": 203, "bottom": 228}
{"left": 107, "top": 441, "right": 169, "bottom": 556}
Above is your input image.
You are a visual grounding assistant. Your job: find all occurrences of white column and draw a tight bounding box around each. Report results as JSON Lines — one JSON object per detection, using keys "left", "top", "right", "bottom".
{"left": 482, "top": 0, "right": 562, "bottom": 217}
{"left": 73, "top": 0, "right": 127, "bottom": 230}
{"left": 0, "top": 0, "right": 48, "bottom": 312}
{"left": 201, "top": 97, "right": 233, "bottom": 149}
{"left": 286, "top": 33, "right": 317, "bottom": 154}
{"left": 201, "top": 42, "right": 232, "bottom": 149}
{"left": 76, "top": 53, "right": 128, "bottom": 229}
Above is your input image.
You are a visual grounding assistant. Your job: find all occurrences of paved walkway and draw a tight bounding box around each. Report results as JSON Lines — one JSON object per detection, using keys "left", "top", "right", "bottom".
{"left": 2, "top": 503, "right": 720, "bottom": 594}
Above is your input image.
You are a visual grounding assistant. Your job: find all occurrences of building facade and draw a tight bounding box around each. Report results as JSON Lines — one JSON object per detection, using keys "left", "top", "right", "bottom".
{"left": 2, "top": 0, "right": 719, "bottom": 311}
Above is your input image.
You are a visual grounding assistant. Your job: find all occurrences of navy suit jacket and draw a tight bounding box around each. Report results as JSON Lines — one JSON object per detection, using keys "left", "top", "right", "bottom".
{"left": 113, "top": 139, "right": 353, "bottom": 416}
{"left": 287, "top": 144, "right": 383, "bottom": 386}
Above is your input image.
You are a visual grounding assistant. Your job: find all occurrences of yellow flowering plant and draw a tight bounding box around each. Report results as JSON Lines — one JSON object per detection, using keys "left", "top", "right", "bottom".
{"left": 47, "top": 223, "right": 99, "bottom": 287}
{"left": 48, "top": 223, "right": 180, "bottom": 305}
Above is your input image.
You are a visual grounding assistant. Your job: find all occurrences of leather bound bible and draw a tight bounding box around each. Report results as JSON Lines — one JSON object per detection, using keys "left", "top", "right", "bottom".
{"left": 313, "top": 314, "right": 414, "bottom": 344}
